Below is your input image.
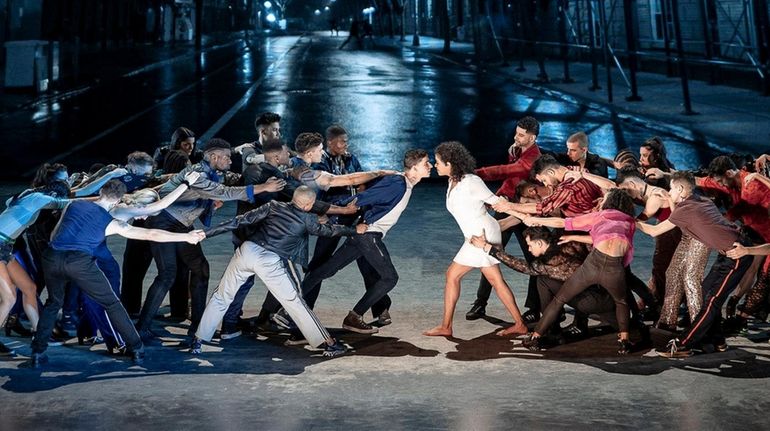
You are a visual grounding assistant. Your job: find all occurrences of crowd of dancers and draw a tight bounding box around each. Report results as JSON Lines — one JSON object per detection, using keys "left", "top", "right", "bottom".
{"left": 1, "top": 112, "right": 769, "bottom": 367}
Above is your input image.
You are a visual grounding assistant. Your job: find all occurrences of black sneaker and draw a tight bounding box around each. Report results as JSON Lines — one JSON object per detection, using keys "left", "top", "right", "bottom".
{"left": 521, "top": 333, "right": 543, "bottom": 352}
{"left": 725, "top": 296, "right": 739, "bottom": 318}
{"left": 30, "top": 352, "right": 48, "bottom": 368}
{"left": 131, "top": 349, "right": 145, "bottom": 365}
{"left": 723, "top": 316, "right": 748, "bottom": 335}
{"left": 617, "top": 338, "right": 633, "bottom": 355}
{"left": 0, "top": 341, "right": 15, "bottom": 357}
{"left": 138, "top": 329, "right": 161, "bottom": 345}
{"left": 522, "top": 310, "right": 540, "bottom": 324}
{"left": 59, "top": 314, "right": 78, "bottom": 337}
{"left": 322, "top": 341, "right": 347, "bottom": 357}
{"left": 189, "top": 337, "right": 203, "bottom": 355}
{"left": 376, "top": 310, "right": 392, "bottom": 326}
{"left": 465, "top": 301, "right": 486, "bottom": 321}
{"left": 656, "top": 338, "right": 692, "bottom": 358}
{"left": 342, "top": 311, "right": 379, "bottom": 334}
{"left": 219, "top": 324, "right": 242, "bottom": 340}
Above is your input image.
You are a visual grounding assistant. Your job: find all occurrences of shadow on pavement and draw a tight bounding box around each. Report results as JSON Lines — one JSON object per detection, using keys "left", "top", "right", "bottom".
{"left": 0, "top": 323, "right": 438, "bottom": 393}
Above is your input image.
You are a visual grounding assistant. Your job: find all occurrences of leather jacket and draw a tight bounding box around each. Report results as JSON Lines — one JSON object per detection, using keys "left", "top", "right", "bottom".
{"left": 205, "top": 200, "right": 355, "bottom": 266}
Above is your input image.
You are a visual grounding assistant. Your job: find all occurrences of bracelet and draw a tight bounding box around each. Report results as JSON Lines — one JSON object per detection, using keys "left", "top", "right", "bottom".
{"left": 181, "top": 180, "right": 191, "bottom": 187}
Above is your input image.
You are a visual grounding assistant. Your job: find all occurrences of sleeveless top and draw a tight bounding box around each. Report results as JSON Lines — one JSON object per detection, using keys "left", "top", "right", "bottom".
{"left": 50, "top": 201, "right": 114, "bottom": 255}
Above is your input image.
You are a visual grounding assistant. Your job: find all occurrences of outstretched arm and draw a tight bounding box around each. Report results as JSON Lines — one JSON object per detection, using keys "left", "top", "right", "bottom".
{"left": 523, "top": 216, "right": 565, "bottom": 228}
{"left": 321, "top": 170, "right": 395, "bottom": 188}
{"left": 111, "top": 172, "right": 201, "bottom": 221}
{"left": 106, "top": 219, "right": 204, "bottom": 243}
{"left": 71, "top": 168, "right": 129, "bottom": 197}
{"left": 636, "top": 219, "right": 676, "bottom": 237}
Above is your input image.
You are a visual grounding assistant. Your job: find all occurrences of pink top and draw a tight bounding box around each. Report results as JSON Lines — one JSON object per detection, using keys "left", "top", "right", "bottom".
{"left": 564, "top": 209, "right": 636, "bottom": 267}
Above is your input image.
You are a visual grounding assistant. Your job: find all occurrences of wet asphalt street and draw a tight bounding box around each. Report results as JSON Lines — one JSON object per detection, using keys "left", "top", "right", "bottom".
{"left": 1, "top": 33, "right": 770, "bottom": 430}
{"left": 0, "top": 32, "right": 740, "bottom": 180}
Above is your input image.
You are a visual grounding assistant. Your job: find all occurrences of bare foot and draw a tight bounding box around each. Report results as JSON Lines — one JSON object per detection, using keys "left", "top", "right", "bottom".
{"left": 496, "top": 323, "right": 528, "bottom": 337}
{"left": 423, "top": 326, "right": 453, "bottom": 337}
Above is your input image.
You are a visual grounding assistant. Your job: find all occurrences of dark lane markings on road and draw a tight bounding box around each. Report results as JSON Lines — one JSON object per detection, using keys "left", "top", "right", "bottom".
{"left": 25, "top": 37, "right": 303, "bottom": 177}
{"left": 198, "top": 36, "right": 307, "bottom": 143}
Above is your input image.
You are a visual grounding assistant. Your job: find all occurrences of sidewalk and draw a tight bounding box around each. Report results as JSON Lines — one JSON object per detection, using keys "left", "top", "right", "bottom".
{"left": 0, "top": 32, "right": 250, "bottom": 116}
{"left": 382, "top": 35, "right": 770, "bottom": 154}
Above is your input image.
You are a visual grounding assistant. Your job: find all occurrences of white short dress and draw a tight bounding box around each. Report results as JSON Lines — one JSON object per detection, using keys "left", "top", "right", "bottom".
{"left": 446, "top": 174, "right": 502, "bottom": 268}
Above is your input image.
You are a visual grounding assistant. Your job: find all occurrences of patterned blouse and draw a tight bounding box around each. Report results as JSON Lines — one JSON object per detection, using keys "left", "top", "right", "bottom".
{"left": 488, "top": 241, "right": 589, "bottom": 282}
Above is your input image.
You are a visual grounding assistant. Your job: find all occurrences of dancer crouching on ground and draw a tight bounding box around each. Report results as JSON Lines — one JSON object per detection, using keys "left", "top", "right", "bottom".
{"left": 424, "top": 141, "right": 528, "bottom": 338}
{"left": 519, "top": 188, "right": 638, "bottom": 354}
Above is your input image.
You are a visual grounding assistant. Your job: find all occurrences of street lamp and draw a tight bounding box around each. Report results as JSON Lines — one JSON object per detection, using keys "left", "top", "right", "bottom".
{"left": 263, "top": 1, "right": 271, "bottom": 9}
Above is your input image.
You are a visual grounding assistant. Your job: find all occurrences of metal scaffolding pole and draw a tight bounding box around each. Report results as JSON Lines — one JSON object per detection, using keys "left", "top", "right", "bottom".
{"left": 699, "top": 0, "right": 718, "bottom": 84}
{"left": 622, "top": 0, "right": 641, "bottom": 100}
{"left": 670, "top": 0, "right": 697, "bottom": 114}
{"left": 587, "top": 0, "right": 601, "bottom": 90}
{"left": 753, "top": 0, "right": 770, "bottom": 95}
{"left": 598, "top": 0, "right": 613, "bottom": 102}
{"left": 558, "top": 0, "right": 574, "bottom": 82}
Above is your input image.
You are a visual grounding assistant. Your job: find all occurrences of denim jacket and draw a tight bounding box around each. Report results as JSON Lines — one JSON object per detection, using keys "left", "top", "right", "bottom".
{"left": 158, "top": 161, "right": 255, "bottom": 227}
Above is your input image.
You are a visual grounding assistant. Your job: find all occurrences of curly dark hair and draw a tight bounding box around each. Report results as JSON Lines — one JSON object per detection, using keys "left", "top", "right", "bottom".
{"left": 434, "top": 141, "right": 476, "bottom": 182}
{"left": 523, "top": 226, "right": 553, "bottom": 243}
{"left": 517, "top": 116, "right": 540, "bottom": 136}
{"left": 294, "top": 132, "right": 324, "bottom": 154}
{"left": 601, "top": 188, "right": 636, "bottom": 217}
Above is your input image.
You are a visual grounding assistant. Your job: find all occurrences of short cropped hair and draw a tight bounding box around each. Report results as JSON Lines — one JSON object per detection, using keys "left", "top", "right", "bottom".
{"left": 403, "top": 149, "right": 429, "bottom": 170}
{"left": 531, "top": 154, "right": 561, "bottom": 176}
{"left": 100, "top": 179, "right": 128, "bottom": 200}
{"left": 293, "top": 185, "right": 316, "bottom": 203}
{"left": 567, "top": 131, "right": 588, "bottom": 148}
{"left": 127, "top": 151, "right": 154, "bottom": 167}
{"left": 615, "top": 165, "right": 644, "bottom": 184}
{"left": 670, "top": 170, "right": 696, "bottom": 190}
{"left": 255, "top": 112, "right": 281, "bottom": 130}
{"left": 294, "top": 132, "right": 324, "bottom": 154}
{"left": 262, "top": 138, "right": 285, "bottom": 154}
{"left": 325, "top": 125, "right": 348, "bottom": 142}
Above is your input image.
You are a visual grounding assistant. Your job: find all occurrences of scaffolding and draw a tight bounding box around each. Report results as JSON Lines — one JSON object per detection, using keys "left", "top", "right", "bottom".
{"left": 489, "top": 0, "right": 770, "bottom": 109}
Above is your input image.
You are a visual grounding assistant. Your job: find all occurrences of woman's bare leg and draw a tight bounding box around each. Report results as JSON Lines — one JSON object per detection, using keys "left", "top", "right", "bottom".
{"left": 424, "top": 262, "right": 473, "bottom": 337}
{"left": 8, "top": 260, "right": 40, "bottom": 330}
{"left": 481, "top": 265, "right": 528, "bottom": 336}
{"left": 0, "top": 263, "right": 17, "bottom": 326}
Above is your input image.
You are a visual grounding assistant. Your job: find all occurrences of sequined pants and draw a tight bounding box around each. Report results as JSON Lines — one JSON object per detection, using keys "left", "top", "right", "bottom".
{"left": 658, "top": 234, "right": 710, "bottom": 327}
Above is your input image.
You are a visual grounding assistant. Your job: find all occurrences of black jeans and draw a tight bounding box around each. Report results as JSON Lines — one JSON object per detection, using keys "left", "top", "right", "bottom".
{"left": 302, "top": 233, "right": 398, "bottom": 316}
{"left": 120, "top": 219, "right": 154, "bottom": 315}
{"left": 32, "top": 249, "right": 142, "bottom": 354}
{"left": 535, "top": 249, "right": 630, "bottom": 335}
{"left": 680, "top": 247, "right": 753, "bottom": 349}
{"left": 537, "top": 276, "right": 619, "bottom": 330}
{"left": 137, "top": 212, "right": 210, "bottom": 336}
{"left": 476, "top": 216, "right": 540, "bottom": 311}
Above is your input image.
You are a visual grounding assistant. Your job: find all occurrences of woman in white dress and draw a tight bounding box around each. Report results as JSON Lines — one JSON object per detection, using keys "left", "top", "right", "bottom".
{"left": 424, "top": 142, "right": 528, "bottom": 337}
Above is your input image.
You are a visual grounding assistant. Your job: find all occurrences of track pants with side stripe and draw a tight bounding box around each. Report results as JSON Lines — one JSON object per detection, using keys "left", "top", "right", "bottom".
{"left": 680, "top": 246, "right": 753, "bottom": 349}
{"left": 196, "top": 241, "right": 330, "bottom": 348}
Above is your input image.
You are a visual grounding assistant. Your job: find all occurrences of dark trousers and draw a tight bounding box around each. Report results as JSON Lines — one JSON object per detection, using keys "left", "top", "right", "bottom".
{"left": 32, "top": 249, "right": 142, "bottom": 354}
{"left": 137, "top": 213, "right": 210, "bottom": 336}
{"left": 302, "top": 233, "right": 398, "bottom": 316}
{"left": 476, "top": 215, "right": 540, "bottom": 311}
{"left": 78, "top": 250, "right": 125, "bottom": 349}
{"left": 120, "top": 219, "right": 153, "bottom": 315}
{"left": 537, "top": 276, "right": 619, "bottom": 330}
{"left": 650, "top": 227, "right": 682, "bottom": 303}
{"left": 122, "top": 220, "right": 192, "bottom": 318}
{"left": 535, "top": 249, "right": 630, "bottom": 335}
{"left": 680, "top": 251, "right": 753, "bottom": 349}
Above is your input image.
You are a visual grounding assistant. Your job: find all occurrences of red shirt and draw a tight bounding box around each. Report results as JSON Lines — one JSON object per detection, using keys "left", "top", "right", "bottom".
{"left": 725, "top": 170, "right": 770, "bottom": 242}
{"left": 475, "top": 144, "right": 541, "bottom": 200}
{"left": 536, "top": 177, "right": 603, "bottom": 217}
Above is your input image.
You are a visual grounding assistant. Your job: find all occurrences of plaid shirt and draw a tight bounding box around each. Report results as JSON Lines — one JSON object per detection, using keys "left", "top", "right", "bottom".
{"left": 536, "top": 177, "right": 603, "bottom": 217}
